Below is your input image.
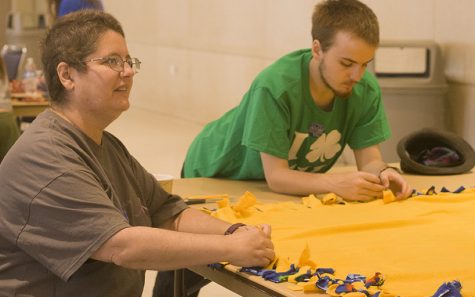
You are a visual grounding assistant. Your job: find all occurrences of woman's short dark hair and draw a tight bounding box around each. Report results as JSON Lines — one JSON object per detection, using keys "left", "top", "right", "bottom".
{"left": 41, "top": 10, "right": 124, "bottom": 105}
{"left": 311, "top": 0, "right": 379, "bottom": 52}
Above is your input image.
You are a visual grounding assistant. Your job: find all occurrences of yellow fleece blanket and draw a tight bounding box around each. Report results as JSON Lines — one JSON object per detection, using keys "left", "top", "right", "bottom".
{"left": 209, "top": 189, "right": 475, "bottom": 297}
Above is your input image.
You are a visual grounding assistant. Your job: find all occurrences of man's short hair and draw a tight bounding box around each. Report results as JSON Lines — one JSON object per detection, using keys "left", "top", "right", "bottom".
{"left": 41, "top": 10, "right": 124, "bottom": 105}
{"left": 311, "top": 0, "right": 379, "bottom": 51}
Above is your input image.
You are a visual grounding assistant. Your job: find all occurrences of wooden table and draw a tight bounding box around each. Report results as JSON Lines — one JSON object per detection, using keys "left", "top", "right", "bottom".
{"left": 172, "top": 178, "right": 323, "bottom": 297}
{"left": 11, "top": 99, "right": 49, "bottom": 117}
{"left": 171, "top": 167, "right": 475, "bottom": 297}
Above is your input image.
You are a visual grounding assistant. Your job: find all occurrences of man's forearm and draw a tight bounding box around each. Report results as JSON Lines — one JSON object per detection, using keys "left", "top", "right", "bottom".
{"left": 358, "top": 159, "right": 387, "bottom": 176}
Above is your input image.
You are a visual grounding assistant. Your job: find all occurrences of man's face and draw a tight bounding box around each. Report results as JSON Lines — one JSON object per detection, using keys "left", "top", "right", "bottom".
{"left": 316, "top": 31, "right": 376, "bottom": 98}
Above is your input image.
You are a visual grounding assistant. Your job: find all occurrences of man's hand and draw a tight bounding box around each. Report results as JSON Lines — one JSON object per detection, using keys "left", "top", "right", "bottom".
{"left": 379, "top": 167, "right": 412, "bottom": 199}
{"left": 328, "top": 171, "right": 386, "bottom": 201}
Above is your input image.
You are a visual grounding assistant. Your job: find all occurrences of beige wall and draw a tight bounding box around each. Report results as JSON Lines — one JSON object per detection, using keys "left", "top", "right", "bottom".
{"left": 103, "top": 0, "right": 317, "bottom": 125}
{"left": 102, "top": 0, "right": 475, "bottom": 146}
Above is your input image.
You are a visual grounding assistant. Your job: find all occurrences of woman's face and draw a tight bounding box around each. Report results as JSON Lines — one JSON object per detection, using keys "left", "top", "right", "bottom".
{"left": 69, "top": 30, "right": 135, "bottom": 124}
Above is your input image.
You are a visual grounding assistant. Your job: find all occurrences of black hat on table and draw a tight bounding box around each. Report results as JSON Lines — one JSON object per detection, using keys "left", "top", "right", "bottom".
{"left": 397, "top": 128, "right": 475, "bottom": 175}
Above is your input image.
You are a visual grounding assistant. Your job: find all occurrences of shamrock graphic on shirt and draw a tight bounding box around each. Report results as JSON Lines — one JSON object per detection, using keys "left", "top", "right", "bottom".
{"left": 305, "top": 130, "right": 342, "bottom": 163}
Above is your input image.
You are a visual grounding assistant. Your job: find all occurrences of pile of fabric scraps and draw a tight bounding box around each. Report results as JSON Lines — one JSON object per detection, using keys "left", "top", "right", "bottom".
{"left": 319, "top": 185, "right": 473, "bottom": 205}
{"left": 432, "top": 281, "right": 463, "bottom": 297}
{"left": 205, "top": 189, "right": 472, "bottom": 296}
{"left": 239, "top": 260, "right": 462, "bottom": 297}
{"left": 240, "top": 243, "right": 397, "bottom": 296}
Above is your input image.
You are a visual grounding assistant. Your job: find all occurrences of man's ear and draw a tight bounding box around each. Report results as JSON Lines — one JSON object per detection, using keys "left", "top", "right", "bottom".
{"left": 57, "top": 62, "right": 75, "bottom": 90}
{"left": 311, "top": 39, "right": 323, "bottom": 59}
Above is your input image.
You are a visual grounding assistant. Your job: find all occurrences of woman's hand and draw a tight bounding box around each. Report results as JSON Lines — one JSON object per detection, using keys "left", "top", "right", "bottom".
{"left": 226, "top": 224, "right": 275, "bottom": 267}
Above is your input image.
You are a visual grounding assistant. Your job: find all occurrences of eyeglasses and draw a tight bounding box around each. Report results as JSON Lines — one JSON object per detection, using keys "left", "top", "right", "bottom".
{"left": 84, "top": 54, "right": 141, "bottom": 73}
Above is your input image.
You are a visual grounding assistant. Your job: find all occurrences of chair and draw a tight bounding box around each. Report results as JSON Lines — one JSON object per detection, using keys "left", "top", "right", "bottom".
{"left": 0, "top": 55, "right": 9, "bottom": 97}
{"left": 1, "top": 44, "right": 27, "bottom": 81}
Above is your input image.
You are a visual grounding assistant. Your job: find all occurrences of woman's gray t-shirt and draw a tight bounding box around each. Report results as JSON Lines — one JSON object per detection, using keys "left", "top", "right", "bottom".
{"left": 0, "top": 109, "right": 187, "bottom": 297}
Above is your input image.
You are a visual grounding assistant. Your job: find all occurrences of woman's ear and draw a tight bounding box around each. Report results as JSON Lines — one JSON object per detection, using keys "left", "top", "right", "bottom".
{"left": 56, "top": 62, "right": 75, "bottom": 90}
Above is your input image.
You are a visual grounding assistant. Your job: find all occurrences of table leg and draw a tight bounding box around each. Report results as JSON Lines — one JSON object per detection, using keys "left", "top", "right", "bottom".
{"left": 173, "top": 269, "right": 185, "bottom": 297}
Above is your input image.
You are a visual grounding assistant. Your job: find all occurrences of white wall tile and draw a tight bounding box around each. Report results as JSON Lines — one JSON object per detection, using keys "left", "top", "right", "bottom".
{"left": 102, "top": 0, "right": 475, "bottom": 143}
{"left": 154, "top": 0, "right": 190, "bottom": 47}
{"left": 188, "top": 51, "right": 268, "bottom": 123}
{"left": 127, "top": 43, "right": 190, "bottom": 117}
{"left": 434, "top": 0, "right": 475, "bottom": 43}
{"left": 442, "top": 47, "right": 475, "bottom": 85}
{"left": 189, "top": 0, "right": 267, "bottom": 56}
{"left": 105, "top": 1, "right": 159, "bottom": 44}
{"left": 446, "top": 84, "right": 475, "bottom": 147}
{"left": 363, "top": 0, "right": 435, "bottom": 40}
{"left": 433, "top": 0, "right": 475, "bottom": 85}
{"left": 263, "top": 0, "right": 316, "bottom": 58}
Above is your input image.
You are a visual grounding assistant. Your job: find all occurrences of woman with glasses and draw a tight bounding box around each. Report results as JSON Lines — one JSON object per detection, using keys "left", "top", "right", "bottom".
{"left": 0, "top": 10, "right": 274, "bottom": 297}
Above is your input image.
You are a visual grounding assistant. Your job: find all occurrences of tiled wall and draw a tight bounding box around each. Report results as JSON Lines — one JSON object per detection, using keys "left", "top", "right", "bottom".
{"left": 103, "top": 0, "right": 475, "bottom": 146}
{"left": 103, "top": 0, "right": 316, "bottom": 124}
{"left": 5, "top": 0, "right": 472, "bottom": 145}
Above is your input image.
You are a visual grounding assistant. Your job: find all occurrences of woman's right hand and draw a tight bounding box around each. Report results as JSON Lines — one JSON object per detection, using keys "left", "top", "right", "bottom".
{"left": 226, "top": 224, "right": 275, "bottom": 267}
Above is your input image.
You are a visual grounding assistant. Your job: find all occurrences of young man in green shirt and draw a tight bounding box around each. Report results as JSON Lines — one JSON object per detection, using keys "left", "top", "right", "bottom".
{"left": 184, "top": 0, "right": 412, "bottom": 201}
{"left": 164, "top": 1, "right": 413, "bottom": 296}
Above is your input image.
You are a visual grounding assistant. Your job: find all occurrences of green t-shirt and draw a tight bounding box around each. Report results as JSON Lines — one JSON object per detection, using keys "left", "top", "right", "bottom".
{"left": 184, "top": 49, "right": 391, "bottom": 179}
